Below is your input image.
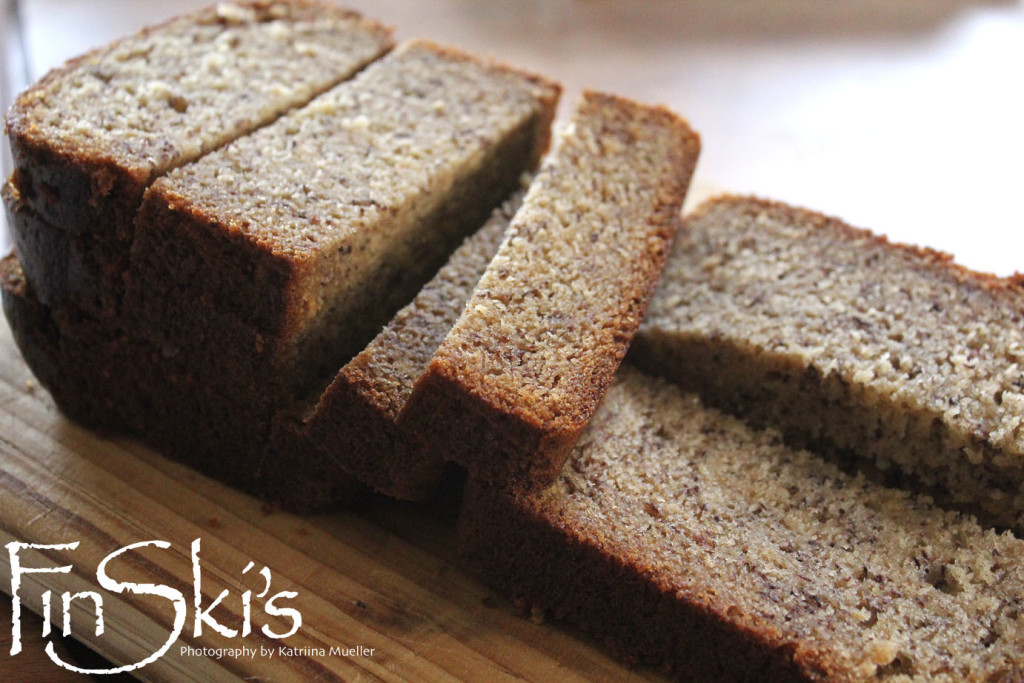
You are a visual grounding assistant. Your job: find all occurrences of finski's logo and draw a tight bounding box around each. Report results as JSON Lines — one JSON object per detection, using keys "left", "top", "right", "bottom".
{"left": 5, "top": 538, "right": 301, "bottom": 675}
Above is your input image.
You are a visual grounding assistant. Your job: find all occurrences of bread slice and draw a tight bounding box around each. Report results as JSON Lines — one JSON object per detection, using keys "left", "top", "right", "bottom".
{"left": 631, "top": 195, "right": 1024, "bottom": 533}
{"left": 129, "top": 39, "right": 560, "bottom": 399}
{"left": 461, "top": 366, "right": 1024, "bottom": 681}
{"left": 298, "top": 189, "right": 525, "bottom": 501}
{"left": 0, "top": 180, "right": 527, "bottom": 510}
{"left": 4, "top": 1, "right": 392, "bottom": 314}
{"left": 399, "top": 91, "right": 700, "bottom": 491}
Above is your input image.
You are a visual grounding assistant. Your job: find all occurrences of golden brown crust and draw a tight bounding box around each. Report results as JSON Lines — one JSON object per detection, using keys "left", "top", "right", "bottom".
{"left": 404, "top": 366, "right": 583, "bottom": 490}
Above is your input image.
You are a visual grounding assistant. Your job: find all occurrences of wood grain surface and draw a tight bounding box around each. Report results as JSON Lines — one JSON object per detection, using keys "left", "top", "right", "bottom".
{"left": 0, "top": 310, "right": 672, "bottom": 681}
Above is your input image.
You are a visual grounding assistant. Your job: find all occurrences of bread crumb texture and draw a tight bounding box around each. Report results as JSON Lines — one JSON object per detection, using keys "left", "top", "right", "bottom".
{"left": 155, "top": 40, "right": 551, "bottom": 261}
{"left": 141, "top": 39, "right": 556, "bottom": 358}
{"left": 534, "top": 368, "right": 1024, "bottom": 682}
{"left": 342, "top": 190, "right": 525, "bottom": 419}
{"left": 638, "top": 195, "right": 1024, "bottom": 530}
{"left": 10, "top": 1, "right": 389, "bottom": 179}
{"left": 434, "top": 91, "right": 698, "bottom": 427}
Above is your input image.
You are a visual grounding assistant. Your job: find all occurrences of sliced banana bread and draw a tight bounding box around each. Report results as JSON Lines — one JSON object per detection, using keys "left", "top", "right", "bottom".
{"left": 4, "top": 1, "right": 392, "bottom": 313}
{"left": 298, "top": 189, "right": 525, "bottom": 501}
{"left": 631, "top": 195, "right": 1024, "bottom": 533}
{"left": 129, "top": 39, "right": 559, "bottom": 398}
{"left": 461, "top": 366, "right": 1024, "bottom": 682}
{"left": 398, "top": 91, "right": 700, "bottom": 491}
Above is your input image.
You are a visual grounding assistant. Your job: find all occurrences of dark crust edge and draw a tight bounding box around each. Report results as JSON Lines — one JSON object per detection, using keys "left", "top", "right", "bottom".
{"left": 0, "top": 252, "right": 362, "bottom": 512}
{"left": 4, "top": 173, "right": 125, "bottom": 315}
{"left": 399, "top": 365, "right": 581, "bottom": 492}
{"left": 458, "top": 480, "right": 831, "bottom": 683}
{"left": 305, "top": 374, "right": 448, "bottom": 501}
{"left": 256, "top": 410, "right": 370, "bottom": 512}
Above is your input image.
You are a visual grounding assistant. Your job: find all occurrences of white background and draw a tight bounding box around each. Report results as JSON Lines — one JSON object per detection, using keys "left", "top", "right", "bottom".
{"left": 3, "top": 0, "right": 1023, "bottom": 275}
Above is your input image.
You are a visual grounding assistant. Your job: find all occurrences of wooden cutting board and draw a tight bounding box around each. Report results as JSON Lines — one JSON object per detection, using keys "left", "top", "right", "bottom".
{"left": 0, "top": 313, "right": 669, "bottom": 682}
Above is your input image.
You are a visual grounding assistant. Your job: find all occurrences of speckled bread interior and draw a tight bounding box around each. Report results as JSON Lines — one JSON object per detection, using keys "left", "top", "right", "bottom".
{"left": 300, "top": 188, "right": 528, "bottom": 501}
{"left": 399, "top": 90, "right": 701, "bottom": 492}
{"left": 5, "top": 1, "right": 393, "bottom": 315}
{"left": 461, "top": 366, "right": 1024, "bottom": 682}
{"left": 633, "top": 195, "right": 1024, "bottom": 534}
{"left": 1, "top": 4, "right": 560, "bottom": 509}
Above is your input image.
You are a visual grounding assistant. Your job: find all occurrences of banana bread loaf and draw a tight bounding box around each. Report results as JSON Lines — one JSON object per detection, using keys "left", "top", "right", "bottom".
{"left": 298, "top": 188, "right": 525, "bottom": 501}
{"left": 4, "top": 1, "right": 392, "bottom": 314}
{"left": 2, "top": 250, "right": 368, "bottom": 504}
{"left": 399, "top": 91, "right": 700, "bottom": 491}
{"left": 631, "top": 195, "right": 1024, "bottom": 533}
{"left": 129, "top": 39, "right": 559, "bottom": 399}
{"left": 461, "top": 366, "right": 1024, "bottom": 681}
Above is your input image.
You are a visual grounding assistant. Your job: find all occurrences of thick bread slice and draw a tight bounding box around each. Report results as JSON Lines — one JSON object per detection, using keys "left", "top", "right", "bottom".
{"left": 461, "top": 366, "right": 1024, "bottom": 682}
{"left": 297, "top": 189, "right": 526, "bottom": 501}
{"left": 632, "top": 195, "right": 1024, "bottom": 533}
{"left": 4, "top": 1, "right": 392, "bottom": 313}
{"left": 129, "top": 39, "right": 560, "bottom": 398}
{"left": 399, "top": 91, "right": 700, "bottom": 491}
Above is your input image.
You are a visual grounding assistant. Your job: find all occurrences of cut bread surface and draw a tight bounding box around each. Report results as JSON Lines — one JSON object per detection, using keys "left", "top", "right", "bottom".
{"left": 633, "top": 195, "right": 1024, "bottom": 532}
{"left": 6, "top": 1, "right": 392, "bottom": 233}
{"left": 0, "top": 15, "right": 560, "bottom": 509}
{"left": 130, "top": 39, "right": 560, "bottom": 396}
{"left": 4, "top": 1, "right": 393, "bottom": 314}
{"left": 400, "top": 90, "right": 700, "bottom": 491}
{"left": 303, "top": 189, "right": 526, "bottom": 500}
{"left": 461, "top": 366, "right": 1024, "bottom": 682}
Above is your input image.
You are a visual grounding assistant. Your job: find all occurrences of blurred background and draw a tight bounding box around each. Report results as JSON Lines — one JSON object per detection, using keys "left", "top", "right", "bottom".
{"left": 2, "top": 0, "right": 1023, "bottom": 274}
